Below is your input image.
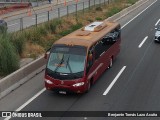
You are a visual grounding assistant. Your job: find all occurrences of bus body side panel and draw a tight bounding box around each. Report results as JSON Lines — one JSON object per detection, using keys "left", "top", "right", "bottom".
{"left": 87, "top": 39, "right": 120, "bottom": 84}
{"left": 112, "top": 39, "right": 121, "bottom": 61}
{"left": 92, "top": 52, "right": 110, "bottom": 83}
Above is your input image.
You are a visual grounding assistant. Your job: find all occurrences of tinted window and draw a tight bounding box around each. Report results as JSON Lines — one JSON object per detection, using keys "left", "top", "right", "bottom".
{"left": 87, "top": 46, "right": 95, "bottom": 73}
{"left": 95, "top": 26, "right": 121, "bottom": 59}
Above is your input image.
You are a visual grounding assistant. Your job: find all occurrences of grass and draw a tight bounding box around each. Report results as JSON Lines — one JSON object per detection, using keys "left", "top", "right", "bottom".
{"left": 59, "top": 23, "right": 83, "bottom": 36}
{"left": 127, "top": 0, "right": 137, "bottom": 4}
{"left": 107, "top": 7, "right": 122, "bottom": 17}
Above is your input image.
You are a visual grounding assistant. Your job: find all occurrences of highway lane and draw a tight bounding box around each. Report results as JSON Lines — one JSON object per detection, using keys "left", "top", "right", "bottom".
{"left": 105, "top": 0, "right": 160, "bottom": 110}
{"left": 1, "top": 0, "right": 160, "bottom": 120}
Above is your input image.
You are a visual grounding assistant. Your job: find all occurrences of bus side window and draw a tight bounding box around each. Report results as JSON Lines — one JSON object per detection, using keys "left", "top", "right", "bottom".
{"left": 102, "top": 28, "right": 120, "bottom": 45}
{"left": 95, "top": 40, "right": 107, "bottom": 59}
{"left": 87, "top": 47, "right": 94, "bottom": 73}
{"left": 102, "top": 37, "right": 112, "bottom": 45}
{"left": 95, "top": 41, "right": 102, "bottom": 59}
{"left": 110, "top": 30, "right": 118, "bottom": 42}
{"left": 88, "top": 51, "right": 93, "bottom": 66}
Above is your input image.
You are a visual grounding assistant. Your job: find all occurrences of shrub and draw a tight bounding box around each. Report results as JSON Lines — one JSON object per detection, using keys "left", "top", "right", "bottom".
{"left": 95, "top": 17, "right": 103, "bottom": 21}
{"left": 95, "top": 6, "right": 102, "bottom": 11}
{"left": 29, "top": 28, "right": 42, "bottom": 44}
{"left": 37, "top": 25, "right": 48, "bottom": 36}
{"left": 127, "top": 0, "right": 137, "bottom": 4}
{"left": 49, "top": 22, "right": 57, "bottom": 33}
{"left": 0, "top": 26, "right": 7, "bottom": 34}
{"left": 0, "top": 34, "right": 19, "bottom": 75}
{"left": 106, "top": 7, "right": 121, "bottom": 17}
{"left": 10, "top": 32, "right": 26, "bottom": 56}
{"left": 24, "top": 43, "right": 45, "bottom": 59}
{"left": 49, "top": 19, "right": 62, "bottom": 33}
{"left": 59, "top": 29, "right": 72, "bottom": 36}
{"left": 71, "top": 23, "right": 83, "bottom": 31}
{"left": 59, "top": 23, "right": 83, "bottom": 36}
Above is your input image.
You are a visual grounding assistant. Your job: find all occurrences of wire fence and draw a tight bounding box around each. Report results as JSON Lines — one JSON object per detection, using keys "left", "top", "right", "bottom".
{"left": 7, "top": 0, "right": 112, "bottom": 32}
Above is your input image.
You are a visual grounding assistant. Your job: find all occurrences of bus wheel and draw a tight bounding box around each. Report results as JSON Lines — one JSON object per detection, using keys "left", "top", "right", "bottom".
{"left": 86, "top": 81, "right": 91, "bottom": 93}
{"left": 108, "top": 58, "right": 113, "bottom": 68}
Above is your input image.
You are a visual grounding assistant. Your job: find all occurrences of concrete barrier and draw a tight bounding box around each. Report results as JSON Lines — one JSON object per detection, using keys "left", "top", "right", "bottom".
{"left": 0, "top": 56, "right": 47, "bottom": 99}
{"left": 0, "top": 0, "right": 149, "bottom": 99}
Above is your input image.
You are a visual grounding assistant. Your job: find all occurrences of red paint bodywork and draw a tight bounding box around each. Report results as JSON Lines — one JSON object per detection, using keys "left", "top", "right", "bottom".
{"left": 44, "top": 39, "right": 120, "bottom": 94}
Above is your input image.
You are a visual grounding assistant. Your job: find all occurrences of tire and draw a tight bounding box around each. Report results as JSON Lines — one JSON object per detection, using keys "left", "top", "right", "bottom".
{"left": 154, "top": 40, "right": 157, "bottom": 43}
{"left": 108, "top": 58, "right": 113, "bottom": 68}
{"left": 154, "top": 40, "right": 160, "bottom": 43}
{"left": 85, "top": 80, "right": 91, "bottom": 93}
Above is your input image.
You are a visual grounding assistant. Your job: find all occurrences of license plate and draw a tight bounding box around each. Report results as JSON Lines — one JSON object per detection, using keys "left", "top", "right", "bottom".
{"left": 59, "top": 91, "right": 66, "bottom": 94}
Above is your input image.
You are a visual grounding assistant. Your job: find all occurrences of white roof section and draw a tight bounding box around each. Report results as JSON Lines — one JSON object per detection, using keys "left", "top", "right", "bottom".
{"left": 84, "top": 22, "right": 103, "bottom": 31}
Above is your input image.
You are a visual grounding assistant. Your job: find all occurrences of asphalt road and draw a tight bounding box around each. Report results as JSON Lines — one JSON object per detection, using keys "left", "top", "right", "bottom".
{"left": 1, "top": 0, "right": 160, "bottom": 120}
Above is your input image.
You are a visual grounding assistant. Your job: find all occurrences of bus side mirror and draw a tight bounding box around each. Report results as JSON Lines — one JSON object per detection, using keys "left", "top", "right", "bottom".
{"left": 87, "top": 53, "right": 93, "bottom": 73}
{"left": 44, "top": 48, "right": 51, "bottom": 59}
{"left": 88, "top": 53, "right": 93, "bottom": 61}
{"left": 44, "top": 53, "right": 48, "bottom": 59}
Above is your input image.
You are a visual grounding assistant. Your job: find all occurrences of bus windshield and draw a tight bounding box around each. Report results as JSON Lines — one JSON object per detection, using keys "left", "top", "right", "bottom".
{"left": 46, "top": 45, "right": 87, "bottom": 79}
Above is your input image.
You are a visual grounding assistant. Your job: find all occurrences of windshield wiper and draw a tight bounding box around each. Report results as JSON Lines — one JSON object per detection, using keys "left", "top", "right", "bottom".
{"left": 66, "top": 55, "right": 72, "bottom": 73}
{"left": 53, "top": 54, "right": 64, "bottom": 73}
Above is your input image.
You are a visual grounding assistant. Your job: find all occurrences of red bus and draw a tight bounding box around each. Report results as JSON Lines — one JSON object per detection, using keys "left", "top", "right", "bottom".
{"left": 44, "top": 20, "right": 121, "bottom": 94}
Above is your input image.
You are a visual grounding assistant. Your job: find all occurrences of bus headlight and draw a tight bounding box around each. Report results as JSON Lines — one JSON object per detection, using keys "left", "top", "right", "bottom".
{"left": 73, "top": 82, "right": 84, "bottom": 87}
{"left": 45, "top": 79, "right": 53, "bottom": 84}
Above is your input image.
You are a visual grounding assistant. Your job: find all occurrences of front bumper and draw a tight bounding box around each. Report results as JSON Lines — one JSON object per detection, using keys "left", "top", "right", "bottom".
{"left": 45, "top": 81, "right": 87, "bottom": 94}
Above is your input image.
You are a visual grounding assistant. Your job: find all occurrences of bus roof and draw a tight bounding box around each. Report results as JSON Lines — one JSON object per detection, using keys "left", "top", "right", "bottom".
{"left": 54, "top": 20, "right": 120, "bottom": 48}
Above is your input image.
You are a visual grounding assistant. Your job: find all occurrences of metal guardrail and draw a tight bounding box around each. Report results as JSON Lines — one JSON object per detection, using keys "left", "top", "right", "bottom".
{"left": 6, "top": 0, "right": 111, "bottom": 32}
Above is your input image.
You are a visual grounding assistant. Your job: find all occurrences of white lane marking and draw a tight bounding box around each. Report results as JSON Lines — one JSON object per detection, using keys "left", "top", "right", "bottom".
{"left": 16, "top": 88, "right": 46, "bottom": 111}
{"left": 138, "top": 36, "right": 148, "bottom": 48}
{"left": 155, "top": 19, "right": 160, "bottom": 26}
{"left": 84, "top": 117, "right": 87, "bottom": 120}
{"left": 4, "top": 88, "right": 46, "bottom": 120}
{"left": 32, "top": 15, "right": 46, "bottom": 19}
{"left": 121, "top": 0, "right": 157, "bottom": 29}
{"left": 103, "top": 66, "right": 126, "bottom": 95}
{"left": 8, "top": 23, "right": 18, "bottom": 27}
